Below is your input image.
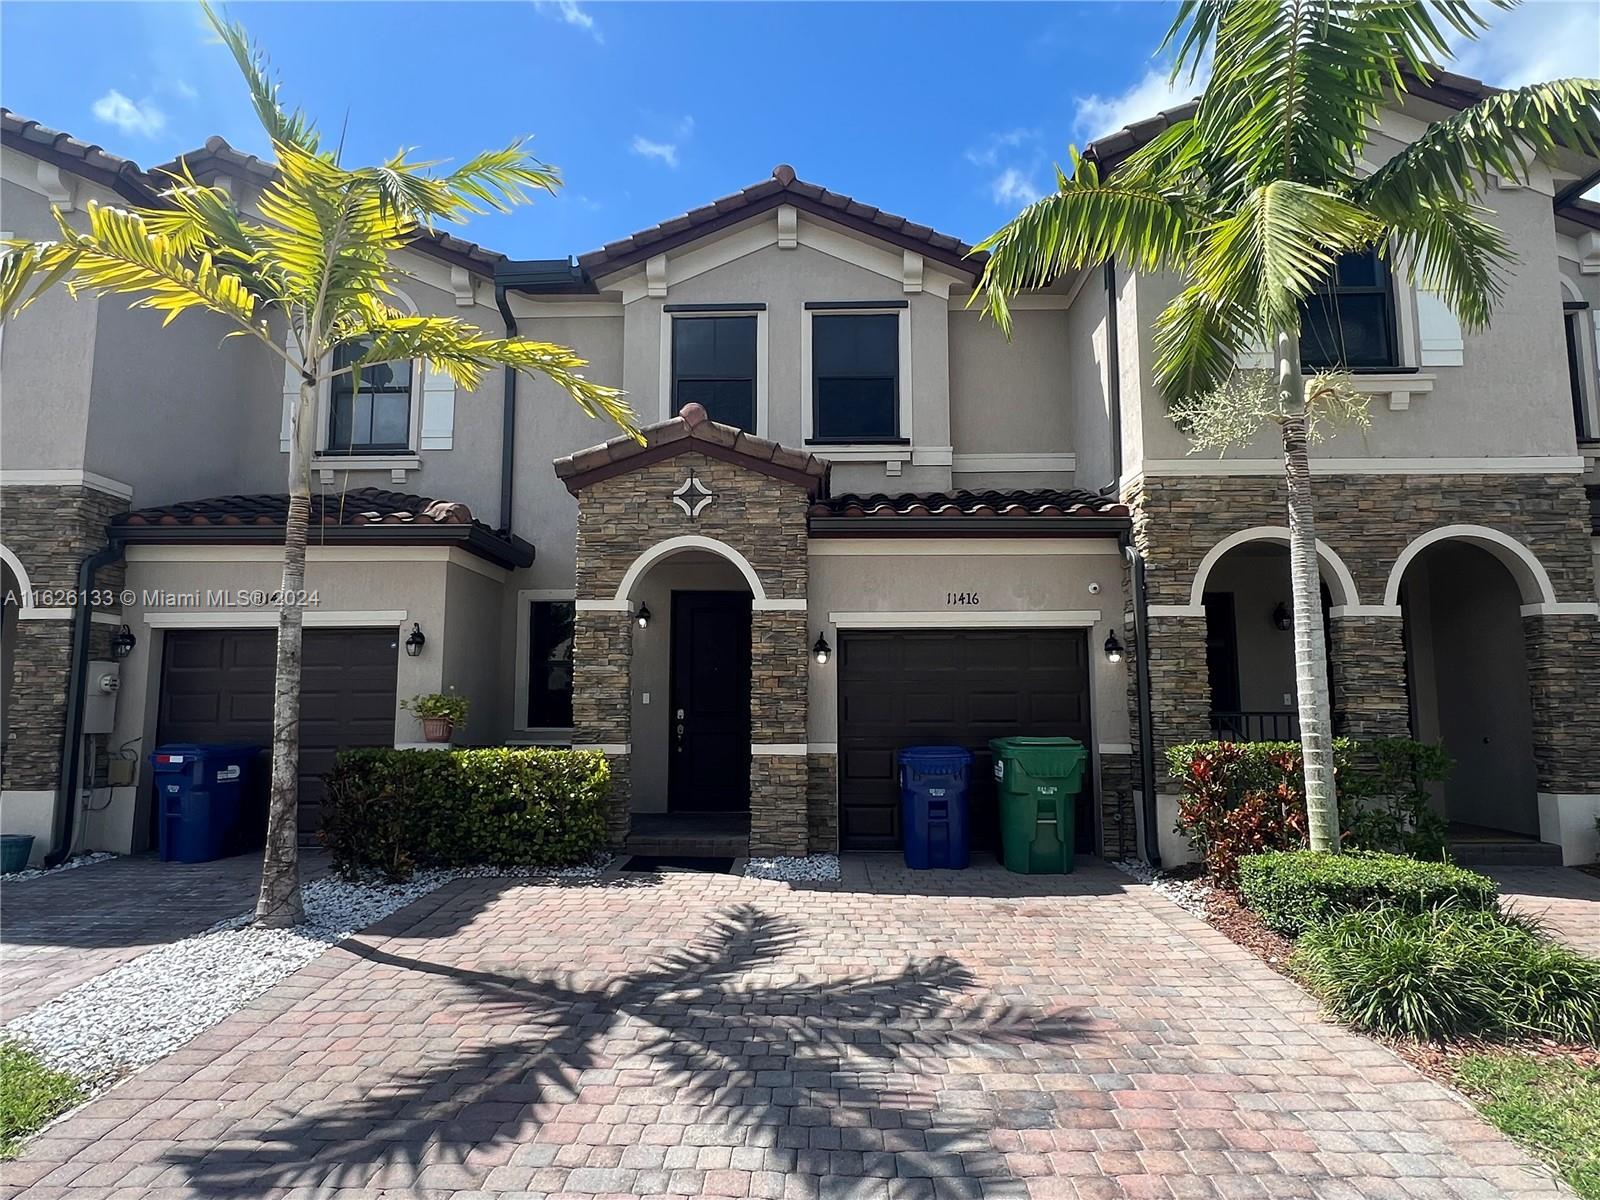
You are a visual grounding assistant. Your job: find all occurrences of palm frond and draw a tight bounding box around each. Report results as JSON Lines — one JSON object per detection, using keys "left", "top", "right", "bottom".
{"left": 973, "top": 150, "right": 1191, "bottom": 335}
{"left": 50, "top": 202, "right": 260, "bottom": 329}
{"left": 201, "top": 0, "right": 319, "bottom": 154}
{"left": 1358, "top": 78, "right": 1600, "bottom": 211}
{"left": 1153, "top": 284, "right": 1255, "bottom": 401}
{"left": 0, "top": 239, "right": 80, "bottom": 323}
{"left": 348, "top": 313, "right": 637, "bottom": 435}
{"left": 1370, "top": 193, "right": 1508, "bottom": 329}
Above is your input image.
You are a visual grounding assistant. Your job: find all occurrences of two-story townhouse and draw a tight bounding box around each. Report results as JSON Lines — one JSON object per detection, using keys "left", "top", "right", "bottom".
{"left": 3, "top": 68, "right": 1599, "bottom": 870}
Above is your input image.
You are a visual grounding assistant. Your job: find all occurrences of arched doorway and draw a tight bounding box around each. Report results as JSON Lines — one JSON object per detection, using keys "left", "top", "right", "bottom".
{"left": 1398, "top": 539, "right": 1540, "bottom": 840}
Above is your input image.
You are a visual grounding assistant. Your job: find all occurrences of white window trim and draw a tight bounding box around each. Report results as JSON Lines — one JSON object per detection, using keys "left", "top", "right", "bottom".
{"left": 800, "top": 305, "right": 914, "bottom": 454}
{"left": 657, "top": 308, "right": 769, "bottom": 435}
{"left": 514, "top": 588, "right": 577, "bottom": 735}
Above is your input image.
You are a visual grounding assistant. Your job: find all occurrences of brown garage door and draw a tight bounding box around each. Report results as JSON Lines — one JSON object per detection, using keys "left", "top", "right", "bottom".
{"left": 837, "top": 629, "right": 1093, "bottom": 853}
{"left": 156, "top": 628, "right": 399, "bottom": 838}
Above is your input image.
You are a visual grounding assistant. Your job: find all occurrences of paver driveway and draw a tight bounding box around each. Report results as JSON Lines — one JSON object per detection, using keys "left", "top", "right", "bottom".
{"left": 4, "top": 857, "right": 1571, "bottom": 1199}
{"left": 1489, "top": 866, "right": 1600, "bottom": 957}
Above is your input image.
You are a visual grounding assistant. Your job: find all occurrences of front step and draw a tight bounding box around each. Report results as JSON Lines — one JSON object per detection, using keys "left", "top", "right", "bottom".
{"left": 1449, "top": 839, "right": 1564, "bottom": 867}
{"left": 623, "top": 834, "right": 749, "bottom": 857}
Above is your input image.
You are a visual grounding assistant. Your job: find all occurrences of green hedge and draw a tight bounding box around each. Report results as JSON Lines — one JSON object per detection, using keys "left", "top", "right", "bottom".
{"left": 321, "top": 747, "right": 610, "bottom": 880}
{"left": 1238, "top": 849, "right": 1497, "bottom": 936}
{"left": 1293, "top": 905, "right": 1600, "bottom": 1043}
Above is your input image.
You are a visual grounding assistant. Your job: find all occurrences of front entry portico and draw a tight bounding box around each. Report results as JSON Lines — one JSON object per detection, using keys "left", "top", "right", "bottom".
{"left": 553, "top": 403, "right": 827, "bottom": 855}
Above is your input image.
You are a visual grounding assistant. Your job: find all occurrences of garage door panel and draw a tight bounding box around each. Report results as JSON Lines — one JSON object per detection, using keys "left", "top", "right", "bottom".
{"left": 157, "top": 628, "right": 398, "bottom": 843}
{"left": 837, "top": 628, "right": 1094, "bottom": 854}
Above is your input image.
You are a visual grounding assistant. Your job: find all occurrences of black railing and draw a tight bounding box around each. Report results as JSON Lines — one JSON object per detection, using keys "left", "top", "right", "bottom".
{"left": 1210, "top": 710, "right": 1301, "bottom": 742}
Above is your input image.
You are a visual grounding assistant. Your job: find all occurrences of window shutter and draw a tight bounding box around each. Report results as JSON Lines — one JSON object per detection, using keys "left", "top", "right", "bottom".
{"left": 1417, "top": 288, "right": 1464, "bottom": 367}
{"left": 280, "top": 352, "right": 299, "bottom": 452}
{"left": 420, "top": 363, "right": 455, "bottom": 450}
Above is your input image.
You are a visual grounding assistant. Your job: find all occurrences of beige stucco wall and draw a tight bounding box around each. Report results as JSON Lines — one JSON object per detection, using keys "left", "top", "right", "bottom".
{"left": 805, "top": 537, "right": 1132, "bottom": 749}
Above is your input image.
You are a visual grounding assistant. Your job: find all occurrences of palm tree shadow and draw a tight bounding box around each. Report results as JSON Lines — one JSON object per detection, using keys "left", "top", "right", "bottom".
{"left": 166, "top": 903, "right": 1090, "bottom": 1195}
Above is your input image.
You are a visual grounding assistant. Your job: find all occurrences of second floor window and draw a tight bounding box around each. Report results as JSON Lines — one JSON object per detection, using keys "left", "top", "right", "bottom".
{"left": 812, "top": 312, "right": 899, "bottom": 441}
{"left": 672, "top": 315, "right": 756, "bottom": 431}
{"left": 1298, "top": 249, "right": 1398, "bottom": 371}
{"left": 329, "top": 341, "right": 413, "bottom": 454}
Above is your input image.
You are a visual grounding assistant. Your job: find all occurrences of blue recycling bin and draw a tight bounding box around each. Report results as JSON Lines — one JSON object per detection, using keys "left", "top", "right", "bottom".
{"left": 149, "top": 743, "right": 262, "bottom": 863}
{"left": 897, "top": 745, "right": 973, "bottom": 869}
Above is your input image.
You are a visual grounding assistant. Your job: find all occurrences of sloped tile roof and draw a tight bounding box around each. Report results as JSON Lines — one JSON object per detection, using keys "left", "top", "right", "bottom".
{"left": 811, "top": 488, "right": 1130, "bottom": 521}
{"left": 554, "top": 403, "right": 828, "bottom": 495}
{"left": 577, "top": 164, "right": 984, "bottom": 279}
{"left": 1, "top": 108, "right": 159, "bottom": 205}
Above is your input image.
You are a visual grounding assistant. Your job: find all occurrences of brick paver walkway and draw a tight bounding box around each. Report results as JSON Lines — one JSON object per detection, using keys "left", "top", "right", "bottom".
{"left": 3, "top": 857, "right": 1574, "bottom": 1198}
{"left": 1491, "top": 866, "right": 1600, "bottom": 957}
{"left": 1, "top": 850, "right": 328, "bottom": 1021}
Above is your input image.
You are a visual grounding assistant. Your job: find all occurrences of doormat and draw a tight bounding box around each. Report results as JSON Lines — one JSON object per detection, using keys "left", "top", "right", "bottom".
{"left": 620, "top": 855, "right": 737, "bottom": 874}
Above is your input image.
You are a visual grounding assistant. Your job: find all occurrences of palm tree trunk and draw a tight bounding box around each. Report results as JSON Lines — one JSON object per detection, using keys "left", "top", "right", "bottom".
{"left": 1276, "top": 329, "right": 1340, "bottom": 853}
{"left": 255, "top": 373, "right": 314, "bottom": 927}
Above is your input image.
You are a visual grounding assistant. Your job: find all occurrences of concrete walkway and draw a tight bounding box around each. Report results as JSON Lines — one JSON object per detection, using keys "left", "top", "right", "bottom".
{"left": 3, "top": 856, "right": 1573, "bottom": 1198}
{"left": 1, "top": 850, "right": 328, "bottom": 1021}
{"left": 1490, "top": 866, "right": 1600, "bottom": 957}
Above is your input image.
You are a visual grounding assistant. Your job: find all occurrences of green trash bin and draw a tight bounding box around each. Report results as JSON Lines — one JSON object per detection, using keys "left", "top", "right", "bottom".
{"left": 989, "top": 737, "right": 1088, "bottom": 874}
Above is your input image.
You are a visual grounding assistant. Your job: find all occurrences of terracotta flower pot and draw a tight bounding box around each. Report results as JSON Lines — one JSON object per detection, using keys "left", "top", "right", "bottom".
{"left": 421, "top": 717, "right": 453, "bottom": 743}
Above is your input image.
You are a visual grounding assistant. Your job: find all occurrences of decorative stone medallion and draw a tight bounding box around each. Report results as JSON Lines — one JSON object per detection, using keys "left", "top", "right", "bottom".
{"left": 672, "top": 473, "right": 715, "bottom": 518}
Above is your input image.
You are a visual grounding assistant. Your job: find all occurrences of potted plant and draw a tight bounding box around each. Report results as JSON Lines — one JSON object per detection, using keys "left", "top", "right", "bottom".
{"left": 402, "top": 689, "right": 469, "bottom": 743}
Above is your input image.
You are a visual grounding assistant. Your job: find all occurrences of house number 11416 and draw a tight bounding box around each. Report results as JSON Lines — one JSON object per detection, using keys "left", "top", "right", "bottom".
{"left": 946, "top": 591, "right": 981, "bottom": 606}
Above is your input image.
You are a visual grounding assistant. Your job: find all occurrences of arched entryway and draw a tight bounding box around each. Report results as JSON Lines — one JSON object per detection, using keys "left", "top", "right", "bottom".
{"left": 1392, "top": 534, "right": 1542, "bottom": 842}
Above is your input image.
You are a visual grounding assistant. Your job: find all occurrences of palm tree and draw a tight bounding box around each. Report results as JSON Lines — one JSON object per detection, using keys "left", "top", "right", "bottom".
{"left": 0, "top": 5, "right": 634, "bottom": 925}
{"left": 974, "top": 0, "right": 1600, "bottom": 852}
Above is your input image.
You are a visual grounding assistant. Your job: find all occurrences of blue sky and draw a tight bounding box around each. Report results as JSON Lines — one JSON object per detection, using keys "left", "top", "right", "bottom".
{"left": 2, "top": 1, "right": 1596, "bottom": 260}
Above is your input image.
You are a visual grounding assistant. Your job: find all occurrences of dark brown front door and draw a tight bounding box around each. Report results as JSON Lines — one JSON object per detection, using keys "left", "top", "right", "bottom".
{"left": 669, "top": 591, "right": 751, "bottom": 812}
{"left": 156, "top": 628, "right": 399, "bottom": 840}
{"left": 837, "top": 629, "right": 1093, "bottom": 853}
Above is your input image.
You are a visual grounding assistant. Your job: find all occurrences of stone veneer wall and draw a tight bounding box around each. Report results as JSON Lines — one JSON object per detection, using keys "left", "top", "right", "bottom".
{"left": 569, "top": 449, "right": 813, "bottom": 850}
{"left": 1125, "top": 471, "right": 1600, "bottom": 806}
{"left": 1098, "top": 754, "right": 1137, "bottom": 861}
{"left": 806, "top": 752, "right": 839, "bottom": 854}
{"left": 1, "top": 485, "right": 128, "bottom": 793}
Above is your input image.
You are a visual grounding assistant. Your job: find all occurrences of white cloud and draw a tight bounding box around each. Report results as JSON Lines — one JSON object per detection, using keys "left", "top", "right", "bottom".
{"left": 167, "top": 79, "right": 199, "bottom": 102}
{"left": 90, "top": 89, "right": 166, "bottom": 138}
{"left": 991, "top": 167, "right": 1044, "bottom": 207}
{"left": 1073, "top": 61, "right": 1206, "bottom": 143}
{"left": 535, "top": 0, "right": 602, "bottom": 42}
{"left": 1447, "top": 1, "right": 1598, "bottom": 87}
{"left": 966, "top": 127, "right": 1036, "bottom": 169}
{"left": 631, "top": 136, "right": 679, "bottom": 168}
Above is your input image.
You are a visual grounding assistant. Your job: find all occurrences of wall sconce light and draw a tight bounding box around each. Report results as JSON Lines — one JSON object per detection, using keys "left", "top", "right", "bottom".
{"left": 1103, "top": 629, "right": 1125, "bottom": 664}
{"left": 111, "top": 623, "right": 137, "bottom": 659}
{"left": 636, "top": 603, "right": 652, "bottom": 630}
{"left": 813, "top": 633, "right": 832, "bottom": 665}
{"left": 404, "top": 622, "right": 426, "bottom": 657}
{"left": 1272, "top": 602, "right": 1292, "bottom": 632}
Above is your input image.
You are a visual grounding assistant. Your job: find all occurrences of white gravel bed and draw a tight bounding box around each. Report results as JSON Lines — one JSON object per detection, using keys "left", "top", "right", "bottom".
{"left": 1110, "top": 858, "right": 1214, "bottom": 918}
{"left": 744, "top": 853, "right": 841, "bottom": 883}
{"left": 4, "top": 858, "right": 614, "bottom": 1089}
{"left": 0, "top": 851, "right": 116, "bottom": 884}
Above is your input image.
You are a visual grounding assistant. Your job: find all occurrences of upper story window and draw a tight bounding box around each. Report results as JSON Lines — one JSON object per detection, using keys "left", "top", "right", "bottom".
{"left": 328, "top": 340, "right": 414, "bottom": 454}
{"left": 1566, "top": 303, "right": 1593, "bottom": 441}
{"left": 1298, "top": 249, "right": 1399, "bottom": 371}
{"left": 672, "top": 315, "right": 756, "bottom": 431}
{"left": 811, "top": 312, "right": 900, "bottom": 442}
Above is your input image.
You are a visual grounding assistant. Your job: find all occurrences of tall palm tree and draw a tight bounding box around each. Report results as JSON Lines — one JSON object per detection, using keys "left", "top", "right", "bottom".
{"left": 0, "top": 5, "right": 634, "bottom": 925}
{"left": 975, "top": 0, "right": 1600, "bottom": 852}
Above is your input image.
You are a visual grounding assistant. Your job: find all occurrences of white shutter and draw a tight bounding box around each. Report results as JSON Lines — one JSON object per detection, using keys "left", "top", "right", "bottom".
{"left": 1237, "top": 339, "right": 1272, "bottom": 370}
{"left": 419, "top": 363, "right": 455, "bottom": 450}
{"left": 280, "top": 351, "right": 299, "bottom": 452}
{"left": 1417, "top": 288, "right": 1464, "bottom": 367}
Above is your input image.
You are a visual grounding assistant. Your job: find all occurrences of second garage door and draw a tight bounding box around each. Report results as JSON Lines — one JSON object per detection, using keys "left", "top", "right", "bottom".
{"left": 156, "top": 628, "right": 400, "bottom": 838}
{"left": 837, "top": 628, "right": 1093, "bottom": 853}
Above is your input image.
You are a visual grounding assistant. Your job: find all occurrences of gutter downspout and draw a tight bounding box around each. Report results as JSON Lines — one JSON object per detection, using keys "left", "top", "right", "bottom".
{"left": 46, "top": 539, "right": 122, "bottom": 867}
{"left": 1124, "top": 535, "right": 1161, "bottom": 868}
{"left": 494, "top": 283, "right": 518, "bottom": 536}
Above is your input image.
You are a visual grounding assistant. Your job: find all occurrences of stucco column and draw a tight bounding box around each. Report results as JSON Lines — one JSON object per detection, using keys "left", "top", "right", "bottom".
{"left": 749, "top": 609, "right": 808, "bottom": 856}
{"left": 1328, "top": 614, "right": 1411, "bottom": 738}
{"left": 572, "top": 608, "right": 634, "bottom": 847}
{"left": 1523, "top": 614, "right": 1600, "bottom": 862}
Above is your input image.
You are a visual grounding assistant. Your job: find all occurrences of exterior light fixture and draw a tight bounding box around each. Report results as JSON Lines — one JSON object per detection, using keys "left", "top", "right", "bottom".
{"left": 636, "top": 603, "right": 652, "bottom": 630}
{"left": 813, "top": 633, "right": 832, "bottom": 665}
{"left": 404, "top": 622, "right": 426, "bottom": 657}
{"left": 1272, "top": 602, "right": 1292, "bottom": 632}
{"left": 111, "top": 623, "right": 137, "bottom": 659}
{"left": 1103, "top": 629, "right": 1125, "bottom": 664}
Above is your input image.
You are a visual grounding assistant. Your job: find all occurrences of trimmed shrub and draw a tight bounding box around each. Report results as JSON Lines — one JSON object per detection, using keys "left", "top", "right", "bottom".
{"left": 1238, "top": 849, "right": 1497, "bottom": 936}
{"left": 321, "top": 747, "right": 609, "bottom": 881}
{"left": 1292, "top": 905, "right": 1600, "bottom": 1043}
{"left": 1166, "top": 737, "right": 1450, "bottom": 883}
